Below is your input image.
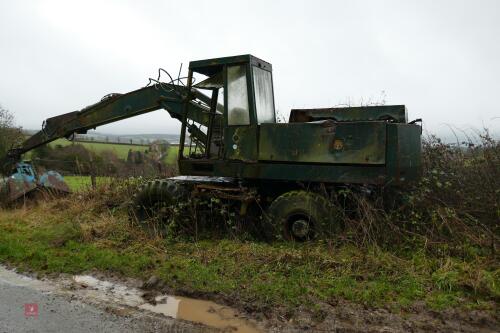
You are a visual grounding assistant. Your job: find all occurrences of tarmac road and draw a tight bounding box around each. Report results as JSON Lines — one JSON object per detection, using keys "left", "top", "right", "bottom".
{"left": 0, "top": 266, "right": 213, "bottom": 333}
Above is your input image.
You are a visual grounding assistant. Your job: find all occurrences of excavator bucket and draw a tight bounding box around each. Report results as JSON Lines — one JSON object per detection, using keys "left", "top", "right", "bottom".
{"left": 38, "top": 171, "right": 71, "bottom": 194}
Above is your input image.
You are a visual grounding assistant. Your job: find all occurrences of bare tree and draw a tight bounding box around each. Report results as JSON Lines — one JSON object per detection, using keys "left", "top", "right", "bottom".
{"left": 0, "top": 104, "right": 23, "bottom": 160}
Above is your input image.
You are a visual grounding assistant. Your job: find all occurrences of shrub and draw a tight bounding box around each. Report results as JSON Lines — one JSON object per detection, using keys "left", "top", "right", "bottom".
{"left": 340, "top": 130, "right": 499, "bottom": 253}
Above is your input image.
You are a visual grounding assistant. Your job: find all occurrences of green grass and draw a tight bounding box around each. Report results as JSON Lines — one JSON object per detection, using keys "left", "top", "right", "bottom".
{"left": 163, "top": 146, "right": 192, "bottom": 164}
{"left": 165, "top": 146, "right": 180, "bottom": 164}
{"left": 0, "top": 198, "right": 497, "bottom": 314}
{"left": 63, "top": 176, "right": 111, "bottom": 191}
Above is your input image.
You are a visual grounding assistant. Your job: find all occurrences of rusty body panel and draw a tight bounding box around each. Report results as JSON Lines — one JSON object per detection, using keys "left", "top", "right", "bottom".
{"left": 178, "top": 159, "right": 387, "bottom": 185}
{"left": 38, "top": 171, "right": 71, "bottom": 194}
{"left": 224, "top": 125, "right": 258, "bottom": 162}
{"left": 289, "top": 105, "right": 408, "bottom": 123}
{"left": 4, "top": 175, "right": 37, "bottom": 202}
{"left": 258, "top": 121, "right": 386, "bottom": 165}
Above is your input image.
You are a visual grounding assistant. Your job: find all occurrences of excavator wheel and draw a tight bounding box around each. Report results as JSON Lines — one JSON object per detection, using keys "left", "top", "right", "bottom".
{"left": 264, "top": 190, "right": 341, "bottom": 241}
{"left": 130, "top": 179, "right": 188, "bottom": 237}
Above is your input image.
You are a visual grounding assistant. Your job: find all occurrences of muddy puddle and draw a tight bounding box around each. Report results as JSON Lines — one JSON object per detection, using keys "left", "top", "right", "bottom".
{"left": 0, "top": 266, "right": 261, "bottom": 332}
{"left": 73, "top": 275, "right": 261, "bottom": 333}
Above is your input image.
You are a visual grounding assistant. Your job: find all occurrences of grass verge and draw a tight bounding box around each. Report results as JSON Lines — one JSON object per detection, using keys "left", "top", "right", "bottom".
{"left": 0, "top": 196, "right": 497, "bottom": 315}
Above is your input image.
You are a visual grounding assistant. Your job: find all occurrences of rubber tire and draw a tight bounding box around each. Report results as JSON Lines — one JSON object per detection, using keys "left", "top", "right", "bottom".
{"left": 265, "top": 190, "right": 340, "bottom": 241}
{"left": 131, "top": 179, "right": 187, "bottom": 236}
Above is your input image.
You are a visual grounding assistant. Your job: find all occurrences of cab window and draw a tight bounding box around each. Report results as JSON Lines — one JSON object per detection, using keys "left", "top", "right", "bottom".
{"left": 227, "top": 65, "right": 250, "bottom": 126}
{"left": 252, "top": 66, "right": 275, "bottom": 124}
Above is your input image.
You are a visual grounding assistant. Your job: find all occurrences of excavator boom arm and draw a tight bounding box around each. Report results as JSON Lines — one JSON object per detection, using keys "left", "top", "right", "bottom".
{"left": 7, "top": 83, "right": 214, "bottom": 161}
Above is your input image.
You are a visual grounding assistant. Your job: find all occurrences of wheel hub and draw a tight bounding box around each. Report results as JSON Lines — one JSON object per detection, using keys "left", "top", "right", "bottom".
{"left": 290, "top": 218, "right": 310, "bottom": 239}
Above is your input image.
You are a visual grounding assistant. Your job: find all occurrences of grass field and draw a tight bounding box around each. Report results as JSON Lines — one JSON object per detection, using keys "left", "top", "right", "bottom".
{"left": 49, "top": 139, "right": 148, "bottom": 159}
{"left": 49, "top": 139, "right": 181, "bottom": 164}
{"left": 63, "top": 176, "right": 111, "bottom": 192}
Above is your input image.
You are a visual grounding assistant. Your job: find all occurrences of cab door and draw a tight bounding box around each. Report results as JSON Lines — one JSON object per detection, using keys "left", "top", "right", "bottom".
{"left": 223, "top": 64, "right": 258, "bottom": 162}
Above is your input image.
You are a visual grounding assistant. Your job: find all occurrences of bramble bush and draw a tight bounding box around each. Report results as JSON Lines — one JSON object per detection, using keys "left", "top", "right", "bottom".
{"left": 341, "top": 130, "right": 499, "bottom": 254}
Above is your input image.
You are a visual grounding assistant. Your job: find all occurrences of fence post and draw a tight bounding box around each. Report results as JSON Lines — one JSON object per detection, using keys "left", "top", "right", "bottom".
{"left": 88, "top": 154, "right": 96, "bottom": 190}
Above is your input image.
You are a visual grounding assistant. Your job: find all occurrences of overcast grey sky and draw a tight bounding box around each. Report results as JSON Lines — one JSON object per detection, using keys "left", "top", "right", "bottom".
{"left": 0, "top": 0, "right": 499, "bottom": 139}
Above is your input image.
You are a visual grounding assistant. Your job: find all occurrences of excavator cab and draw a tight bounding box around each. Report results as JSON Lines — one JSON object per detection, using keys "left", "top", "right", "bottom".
{"left": 183, "top": 55, "right": 275, "bottom": 165}
{"left": 12, "top": 162, "right": 37, "bottom": 182}
{"left": 179, "top": 54, "right": 421, "bottom": 185}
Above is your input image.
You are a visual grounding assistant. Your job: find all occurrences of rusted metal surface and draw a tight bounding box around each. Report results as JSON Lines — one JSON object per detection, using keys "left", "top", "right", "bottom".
{"left": 1, "top": 162, "right": 38, "bottom": 202}
{"left": 192, "top": 182, "right": 257, "bottom": 216}
{"left": 289, "top": 105, "right": 408, "bottom": 123}
{"left": 5, "top": 174, "right": 37, "bottom": 202}
{"left": 38, "top": 171, "right": 71, "bottom": 193}
{"left": 170, "top": 175, "right": 235, "bottom": 184}
{"left": 258, "top": 120, "right": 387, "bottom": 165}
{"left": 193, "top": 183, "right": 255, "bottom": 202}
{"left": 1, "top": 162, "right": 70, "bottom": 203}
{"left": 189, "top": 54, "right": 272, "bottom": 76}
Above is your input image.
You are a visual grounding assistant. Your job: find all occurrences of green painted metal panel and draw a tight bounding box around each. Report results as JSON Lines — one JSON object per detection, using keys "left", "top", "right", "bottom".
{"left": 224, "top": 126, "right": 258, "bottom": 162}
{"left": 386, "top": 124, "right": 422, "bottom": 185}
{"left": 258, "top": 121, "right": 386, "bottom": 165}
{"left": 179, "top": 159, "right": 387, "bottom": 184}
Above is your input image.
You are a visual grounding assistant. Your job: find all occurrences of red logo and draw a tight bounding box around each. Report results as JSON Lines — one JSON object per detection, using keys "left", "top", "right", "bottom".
{"left": 24, "top": 303, "right": 38, "bottom": 317}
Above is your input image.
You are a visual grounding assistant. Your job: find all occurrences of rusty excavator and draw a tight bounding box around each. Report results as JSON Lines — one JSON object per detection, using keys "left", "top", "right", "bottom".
{"left": 1, "top": 55, "right": 422, "bottom": 240}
